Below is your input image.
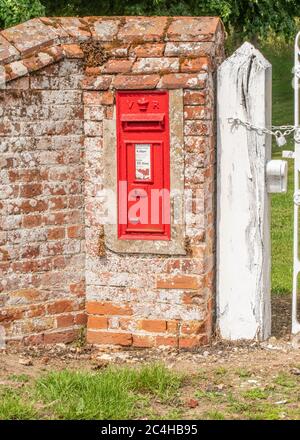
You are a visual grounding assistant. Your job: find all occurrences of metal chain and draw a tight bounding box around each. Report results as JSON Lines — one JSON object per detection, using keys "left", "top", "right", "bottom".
{"left": 227, "top": 117, "right": 300, "bottom": 146}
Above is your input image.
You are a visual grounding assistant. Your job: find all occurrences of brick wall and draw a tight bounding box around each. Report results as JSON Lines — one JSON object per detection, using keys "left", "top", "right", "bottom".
{"left": 0, "top": 60, "right": 86, "bottom": 344}
{"left": 0, "top": 16, "right": 225, "bottom": 348}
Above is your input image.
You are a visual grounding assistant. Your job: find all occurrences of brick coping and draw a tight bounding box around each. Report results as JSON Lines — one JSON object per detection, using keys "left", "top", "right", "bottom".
{"left": 0, "top": 16, "right": 223, "bottom": 83}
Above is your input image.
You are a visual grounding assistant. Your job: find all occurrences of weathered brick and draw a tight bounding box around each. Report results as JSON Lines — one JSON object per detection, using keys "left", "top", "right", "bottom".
{"left": 56, "top": 314, "right": 75, "bottom": 328}
{"left": 83, "top": 91, "right": 114, "bottom": 105}
{"left": 22, "top": 214, "right": 43, "bottom": 228}
{"left": 180, "top": 57, "right": 209, "bottom": 73}
{"left": 87, "top": 315, "right": 107, "bottom": 329}
{"left": 87, "top": 17, "right": 120, "bottom": 41}
{"left": 129, "top": 43, "right": 165, "bottom": 57}
{"left": 179, "top": 334, "right": 209, "bottom": 349}
{"left": 81, "top": 75, "right": 112, "bottom": 90}
{"left": 74, "top": 312, "right": 87, "bottom": 325}
{"left": 181, "top": 320, "right": 206, "bottom": 335}
{"left": 2, "top": 18, "right": 59, "bottom": 56}
{"left": 132, "top": 335, "right": 155, "bottom": 348}
{"left": 139, "top": 319, "right": 167, "bottom": 333}
{"left": 164, "top": 42, "right": 214, "bottom": 57}
{"left": 62, "top": 44, "right": 84, "bottom": 58}
{"left": 44, "top": 329, "right": 78, "bottom": 344}
{"left": 1, "top": 15, "right": 223, "bottom": 350}
{"left": 118, "top": 17, "right": 168, "bottom": 42}
{"left": 166, "top": 17, "right": 220, "bottom": 42}
{"left": 102, "top": 59, "right": 133, "bottom": 74}
{"left": 156, "top": 275, "right": 202, "bottom": 290}
{"left": 47, "top": 227, "right": 65, "bottom": 240}
{"left": 158, "top": 73, "right": 207, "bottom": 89}
{"left": 86, "top": 301, "right": 133, "bottom": 316}
{"left": 184, "top": 106, "right": 212, "bottom": 120}
{"left": 20, "top": 183, "right": 42, "bottom": 198}
{"left": 132, "top": 57, "right": 179, "bottom": 74}
{"left": 113, "top": 74, "right": 159, "bottom": 89}
{"left": 47, "top": 300, "right": 74, "bottom": 315}
{"left": 87, "top": 330, "right": 132, "bottom": 346}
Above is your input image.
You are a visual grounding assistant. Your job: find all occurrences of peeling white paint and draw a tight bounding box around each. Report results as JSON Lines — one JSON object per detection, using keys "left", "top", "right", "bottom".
{"left": 217, "top": 42, "right": 272, "bottom": 341}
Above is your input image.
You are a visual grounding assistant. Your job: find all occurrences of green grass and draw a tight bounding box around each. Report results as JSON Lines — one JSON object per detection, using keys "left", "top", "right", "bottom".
{"left": 0, "top": 388, "right": 36, "bottom": 420}
{"left": 1, "top": 363, "right": 300, "bottom": 420}
{"left": 33, "top": 363, "right": 182, "bottom": 420}
{"left": 260, "top": 43, "right": 295, "bottom": 294}
{"left": 0, "top": 363, "right": 183, "bottom": 420}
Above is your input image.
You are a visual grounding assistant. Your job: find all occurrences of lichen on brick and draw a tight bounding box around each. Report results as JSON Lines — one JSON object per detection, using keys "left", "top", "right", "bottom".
{"left": 80, "top": 40, "right": 109, "bottom": 67}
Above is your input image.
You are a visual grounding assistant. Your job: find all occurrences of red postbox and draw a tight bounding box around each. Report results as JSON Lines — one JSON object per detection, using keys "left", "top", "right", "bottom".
{"left": 116, "top": 91, "right": 170, "bottom": 240}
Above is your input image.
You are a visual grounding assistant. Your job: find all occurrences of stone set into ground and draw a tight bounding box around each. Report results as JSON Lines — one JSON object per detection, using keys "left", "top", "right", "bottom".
{"left": 0, "top": 16, "right": 225, "bottom": 348}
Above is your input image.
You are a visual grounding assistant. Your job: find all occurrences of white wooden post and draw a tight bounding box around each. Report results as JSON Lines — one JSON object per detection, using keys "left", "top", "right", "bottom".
{"left": 217, "top": 42, "right": 272, "bottom": 340}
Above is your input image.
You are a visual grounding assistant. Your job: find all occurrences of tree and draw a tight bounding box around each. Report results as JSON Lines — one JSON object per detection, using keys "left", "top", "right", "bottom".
{"left": 0, "top": 0, "right": 45, "bottom": 29}
{"left": 0, "top": 0, "right": 298, "bottom": 41}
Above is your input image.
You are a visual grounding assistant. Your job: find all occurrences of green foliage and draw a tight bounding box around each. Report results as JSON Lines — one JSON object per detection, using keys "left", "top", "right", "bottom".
{"left": 42, "top": 0, "right": 299, "bottom": 41}
{"left": 1, "top": 0, "right": 298, "bottom": 41}
{"left": 0, "top": 0, "right": 45, "bottom": 29}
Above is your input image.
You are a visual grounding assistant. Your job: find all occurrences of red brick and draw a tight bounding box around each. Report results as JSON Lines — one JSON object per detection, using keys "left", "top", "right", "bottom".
{"left": 113, "top": 74, "right": 159, "bottom": 90}
{"left": 69, "top": 281, "right": 85, "bottom": 297}
{"left": 50, "top": 17, "right": 91, "bottom": 41}
{"left": 0, "top": 34, "right": 19, "bottom": 63}
{"left": 74, "top": 312, "right": 87, "bottom": 325}
{"left": 49, "top": 197, "right": 67, "bottom": 210}
{"left": 2, "top": 18, "right": 59, "bottom": 56}
{"left": 83, "top": 91, "right": 114, "bottom": 105}
{"left": 158, "top": 73, "right": 206, "bottom": 89}
{"left": 185, "top": 124, "right": 209, "bottom": 140}
{"left": 20, "top": 245, "right": 40, "bottom": 259}
{"left": 22, "top": 214, "right": 42, "bottom": 228}
{"left": 20, "top": 183, "right": 42, "bottom": 198}
{"left": 118, "top": 17, "right": 168, "bottom": 42}
{"left": 181, "top": 57, "right": 209, "bottom": 73}
{"left": 27, "top": 305, "right": 46, "bottom": 318}
{"left": 155, "top": 336, "right": 178, "bottom": 347}
{"left": 86, "top": 301, "right": 133, "bottom": 316}
{"left": 181, "top": 320, "right": 206, "bottom": 335}
{"left": 52, "top": 256, "right": 67, "bottom": 270}
{"left": 0, "top": 307, "right": 25, "bottom": 323}
{"left": 56, "top": 314, "right": 74, "bottom": 328}
{"left": 166, "top": 17, "right": 221, "bottom": 42}
{"left": 184, "top": 90, "right": 207, "bottom": 105}
{"left": 132, "top": 335, "right": 155, "bottom": 348}
{"left": 67, "top": 225, "right": 84, "bottom": 238}
{"left": 87, "top": 17, "right": 120, "bottom": 41}
{"left": 102, "top": 59, "right": 133, "bottom": 74}
{"left": 62, "top": 44, "right": 84, "bottom": 58}
{"left": 47, "top": 227, "right": 65, "bottom": 240}
{"left": 129, "top": 43, "right": 165, "bottom": 57}
{"left": 156, "top": 275, "right": 202, "bottom": 290}
{"left": 182, "top": 291, "right": 203, "bottom": 305}
{"left": 87, "top": 315, "right": 107, "bottom": 329}
{"left": 179, "top": 334, "right": 209, "bottom": 349}
{"left": 23, "top": 333, "right": 44, "bottom": 345}
{"left": 184, "top": 105, "right": 212, "bottom": 120}
{"left": 47, "top": 300, "right": 74, "bottom": 315}
{"left": 132, "top": 57, "right": 179, "bottom": 74}
{"left": 167, "top": 320, "right": 179, "bottom": 334}
{"left": 139, "top": 319, "right": 167, "bottom": 333}
{"left": 9, "top": 288, "right": 40, "bottom": 302}
{"left": 20, "top": 200, "right": 48, "bottom": 213}
{"left": 44, "top": 329, "right": 77, "bottom": 345}
{"left": 81, "top": 75, "right": 112, "bottom": 90}
{"left": 87, "top": 330, "right": 132, "bottom": 346}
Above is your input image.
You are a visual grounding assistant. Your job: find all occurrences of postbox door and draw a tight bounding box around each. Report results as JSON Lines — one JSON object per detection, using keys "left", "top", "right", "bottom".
{"left": 116, "top": 91, "right": 170, "bottom": 240}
